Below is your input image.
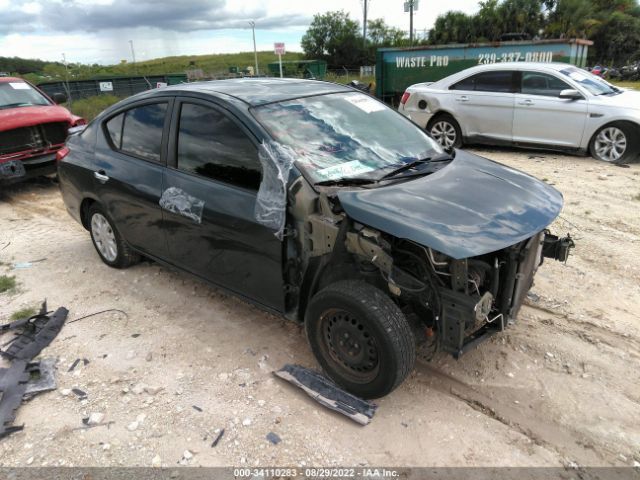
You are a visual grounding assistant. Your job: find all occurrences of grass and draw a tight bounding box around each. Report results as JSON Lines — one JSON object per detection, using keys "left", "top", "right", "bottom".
{"left": 66, "top": 94, "right": 122, "bottom": 121}
{"left": 10, "top": 306, "right": 37, "bottom": 321}
{"left": 611, "top": 80, "right": 640, "bottom": 90}
{"left": 0, "top": 275, "right": 17, "bottom": 293}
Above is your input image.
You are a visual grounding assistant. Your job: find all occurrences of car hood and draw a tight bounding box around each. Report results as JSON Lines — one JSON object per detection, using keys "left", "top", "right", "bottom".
{"left": 590, "top": 89, "right": 640, "bottom": 111}
{"left": 337, "top": 150, "right": 563, "bottom": 259}
{"left": 0, "top": 105, "right": 74, "bottom": 132}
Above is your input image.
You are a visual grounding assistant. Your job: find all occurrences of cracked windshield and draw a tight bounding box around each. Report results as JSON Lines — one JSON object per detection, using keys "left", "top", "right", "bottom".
{"left": 253, "top": 92, "right": 442, "bottom": 183}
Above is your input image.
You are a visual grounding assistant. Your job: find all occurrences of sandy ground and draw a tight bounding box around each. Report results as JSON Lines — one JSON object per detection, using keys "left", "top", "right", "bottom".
{"left": 0, "top": 148, "right": 639, "bottom": 469}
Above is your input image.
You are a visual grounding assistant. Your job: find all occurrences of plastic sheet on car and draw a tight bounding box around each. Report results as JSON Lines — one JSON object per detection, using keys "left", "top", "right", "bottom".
{"left": 255, "top": 141, "right": 295, "bottom": 239}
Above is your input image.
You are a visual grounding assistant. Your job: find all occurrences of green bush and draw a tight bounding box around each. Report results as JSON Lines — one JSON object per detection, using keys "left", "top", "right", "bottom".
{"left": 67, "top": 94, "right": 122, "bottom": 121}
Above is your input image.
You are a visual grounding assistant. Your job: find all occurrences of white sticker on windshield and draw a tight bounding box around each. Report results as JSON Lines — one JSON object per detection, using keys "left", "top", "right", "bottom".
{"left": 345, "top": 94, "right": 386, "bottom": 113}
{"left": 9, "top": 82, "right": 30, "bottom": 90}
{"left": 316, "top": 160, "right": 376, "bottom": 179}
{"left": 568, "top": 71, "right": 588, "bottom": 82}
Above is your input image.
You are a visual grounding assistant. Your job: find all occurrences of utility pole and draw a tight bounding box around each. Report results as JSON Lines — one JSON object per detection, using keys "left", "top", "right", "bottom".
{"left": 129, "top": 40, "right": 137, "bottom": 74}
{"left": 248, "top": 21, "right": 259, "bottom": 76}
{"left": 62, "top": 52, "right": 71, "bottom": 107}
{"left": 404, "top": 0, "right": 418, "bottom": 46}
{"left": 362, "top": 0, "right": 368, "bottom": 50}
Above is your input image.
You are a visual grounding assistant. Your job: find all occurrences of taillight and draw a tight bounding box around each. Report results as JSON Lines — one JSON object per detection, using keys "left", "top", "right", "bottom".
{"left": 400, "top": 91, "right": 411, "bottom": 105}
{"left": 56, "top": 146, "right": 70, "bottom": 163}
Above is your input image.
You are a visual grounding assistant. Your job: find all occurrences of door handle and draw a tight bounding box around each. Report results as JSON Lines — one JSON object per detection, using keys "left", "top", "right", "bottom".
{"left": 94, "top": 170, "right": 109, "bottom": 183}
{"left": 456, "top": 96, "right": 470, "bottom": 102}
{"left": 518, "top": 99, "right": 534, "bottom": 106}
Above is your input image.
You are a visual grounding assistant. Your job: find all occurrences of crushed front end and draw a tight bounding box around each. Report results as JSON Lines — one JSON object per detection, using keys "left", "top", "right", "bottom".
{"left": 342, "top": 223, "right": 574, "bottom": 359}
{"left": 429, "top": 231, "right": 574, "bottom": 357}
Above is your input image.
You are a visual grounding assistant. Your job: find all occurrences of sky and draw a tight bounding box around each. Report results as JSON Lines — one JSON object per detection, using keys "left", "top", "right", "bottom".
{"left": 0, "top": 0, "right": 481, "bottom": 64}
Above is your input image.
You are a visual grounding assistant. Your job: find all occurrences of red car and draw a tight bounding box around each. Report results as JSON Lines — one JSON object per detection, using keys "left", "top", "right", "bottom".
{"left": 0, "top": 77, "right": 85, "bottom": 185}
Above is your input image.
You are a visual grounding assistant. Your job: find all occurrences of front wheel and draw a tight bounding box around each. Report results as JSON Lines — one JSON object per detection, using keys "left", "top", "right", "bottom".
{"left": 305, "top": 281, "right": 416, "bottom": 399}
{"left": 590, "top": 123, "right": 639, "bottom": 164}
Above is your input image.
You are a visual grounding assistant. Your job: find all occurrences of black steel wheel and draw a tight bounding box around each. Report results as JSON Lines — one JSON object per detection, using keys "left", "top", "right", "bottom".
{"left": 305, "top": 280, "right": 416, "bottom": 399}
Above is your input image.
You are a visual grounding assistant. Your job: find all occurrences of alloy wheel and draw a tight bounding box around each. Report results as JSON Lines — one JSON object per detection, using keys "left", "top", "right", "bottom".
{"left": 594, "top": 127, "right": 627, "bottom": 162}
{"left": 91, "top": 213, "right": 118, "bottom": 262}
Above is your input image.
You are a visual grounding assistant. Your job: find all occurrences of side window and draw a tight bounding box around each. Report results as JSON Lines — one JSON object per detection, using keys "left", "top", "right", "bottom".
{"left": 105, "top": 113, "right": 124, "bottom": 148}
{"left": 473, "top": 71, "right": 513, "bottom": 92}
{"left": 451, "top": 72, "right": 513, "bottom": 93}
{"left": 521, "top": 72, "right": 572, "bottom": 97}
{"left": 450, "top": 76, "right": 475, "bottom": 91}
{"left": 107, "top": 103, "right": 167, "bottom": 162}
{"left": 176, "top": 102, "right": 261, "bottom": 190}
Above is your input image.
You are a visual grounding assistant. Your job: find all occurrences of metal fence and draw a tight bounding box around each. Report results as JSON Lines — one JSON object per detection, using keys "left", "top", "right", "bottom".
{"left": 37, "top": 75, "right": 187, "bottom": 101}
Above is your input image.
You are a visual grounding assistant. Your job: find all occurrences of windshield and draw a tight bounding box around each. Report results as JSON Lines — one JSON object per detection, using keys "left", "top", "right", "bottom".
{"left": 252, "top": 92, "right": 442, "bottom": 184}
{"left": 0, "top": 81, "right": 51, "bottom": 109}
{"left": 560, "top": 67, "right": 618, "bottom": 96}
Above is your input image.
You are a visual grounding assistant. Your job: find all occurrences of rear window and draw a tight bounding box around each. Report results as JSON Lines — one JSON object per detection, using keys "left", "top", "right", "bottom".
{"left": 105, "top": 103, "right": 167, "bottom": 162}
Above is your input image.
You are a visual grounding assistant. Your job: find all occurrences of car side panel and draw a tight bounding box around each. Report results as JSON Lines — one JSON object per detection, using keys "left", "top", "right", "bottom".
{"left": 512, "top": 94, "right": 588, "bottom": 147}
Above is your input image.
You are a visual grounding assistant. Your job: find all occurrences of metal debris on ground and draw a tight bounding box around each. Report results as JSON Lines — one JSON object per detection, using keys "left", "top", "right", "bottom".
{"left": 22, "top": 358, "right": 57, "bottom": 400}
{"left": 67, "top": 357, "right": 89, "bottom": 372}
{"left": 211, "top": 428, "right": 225, "bottom": 447}
{"left": 72, "top": 388, "right": 87, "bottom": 400}
{"left": 0, "top": 302, "right": 68, "bottom": 439}
{"left": 274, "top": 364, "right": 377, "bottom": 426}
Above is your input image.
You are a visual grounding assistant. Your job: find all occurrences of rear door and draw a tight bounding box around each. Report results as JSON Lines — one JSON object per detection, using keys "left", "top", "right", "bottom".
{"left": 449, "top": 70, "right": 515, "bottom": 143}
{"left": 161, "top": 97, "right": 285, "bottom": 311}
{"left": 512, "top": 71, "right": 587, "bottom": 147}
{"left": 94, "top": 98, "right": 173, "bottom": 258}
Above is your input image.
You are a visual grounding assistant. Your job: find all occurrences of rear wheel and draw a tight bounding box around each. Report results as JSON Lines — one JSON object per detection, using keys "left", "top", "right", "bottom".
{"left": 428, "top": 113, "right": 462, "bottom": 149}
{"left": 590, "top": 123, "right": 639, "bottom": 164}
{"left": 305, "top": 280, "right": 416, "bottom": 399}
{"left": 88, "top": 204, "right": 139, "bottom": 269}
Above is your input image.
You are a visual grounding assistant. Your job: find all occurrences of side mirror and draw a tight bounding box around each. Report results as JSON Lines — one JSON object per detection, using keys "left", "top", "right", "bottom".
{"left": 52, "top": 92, "right": 67, "bottom": 104}
{"left": 559, "top": 89, "right": 583, "bottom": 100}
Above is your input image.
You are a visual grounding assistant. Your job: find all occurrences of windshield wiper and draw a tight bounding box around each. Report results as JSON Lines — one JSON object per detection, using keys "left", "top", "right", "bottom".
{"left": 314, "top": 176, "right": 378, "bottom": 187}
{"left": 0, "top": 102, "right": 34, "bottom": 109}
{"left": 379, "top": 153, "right": 453, "bottom": 180}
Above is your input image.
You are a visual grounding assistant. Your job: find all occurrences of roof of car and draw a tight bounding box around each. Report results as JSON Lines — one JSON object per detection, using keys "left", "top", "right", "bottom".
{"left": 162, "top": 77, "right": 353, "bottom": 106}
{"left": 470, "top": 62, "right": 576, "bottom": 71}
{"left": 0, "top": 77, "right": 25, "bottom": 83}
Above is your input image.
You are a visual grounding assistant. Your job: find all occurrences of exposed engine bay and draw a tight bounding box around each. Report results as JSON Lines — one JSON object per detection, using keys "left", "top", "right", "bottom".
{"left": 285, "top": 180, "right": 574, "bottom": 359}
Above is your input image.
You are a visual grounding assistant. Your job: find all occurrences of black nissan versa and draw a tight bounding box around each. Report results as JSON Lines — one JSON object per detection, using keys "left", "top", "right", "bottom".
{"left": 58, "top": 78, "right": 574, "bottom": 398}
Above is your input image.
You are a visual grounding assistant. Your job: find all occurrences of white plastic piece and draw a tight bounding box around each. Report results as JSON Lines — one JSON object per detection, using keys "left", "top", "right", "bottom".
{"left": 255, "top": 141, "right": 295, "bottom": 239}
{"left": 159, "top": 187, "right": 205, "bottom": 224}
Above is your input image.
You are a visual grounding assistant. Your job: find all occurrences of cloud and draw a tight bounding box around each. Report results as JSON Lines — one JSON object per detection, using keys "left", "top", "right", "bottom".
{"left": 0, "top": 0, "right": 312, "bottom": 34}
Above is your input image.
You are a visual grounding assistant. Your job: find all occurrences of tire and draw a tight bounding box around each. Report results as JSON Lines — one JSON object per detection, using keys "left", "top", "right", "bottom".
{"left": 427, "top": 113, "right": 462, "bottom": 149}
{"left": 88, "top": 204, "right": 139, "bottom": 269}
{"left": 305, "top": 280, "right": 416, "bottom": 399}
{"left": 589, "top": 122, "right": 639, "bottom": 164}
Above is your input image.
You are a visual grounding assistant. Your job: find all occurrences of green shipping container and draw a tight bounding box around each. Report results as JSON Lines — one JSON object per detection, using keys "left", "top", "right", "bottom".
{"left": 376, "top": 38, "right": 592, "bottom": 102}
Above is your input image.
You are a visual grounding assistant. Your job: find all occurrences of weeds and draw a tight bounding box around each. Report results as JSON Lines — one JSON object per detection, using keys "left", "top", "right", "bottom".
{"left": 0, "top": 275, "right": 17, "bottom": 293}
{"left": 10, "top": 306, "right": 37, "bottom": 321}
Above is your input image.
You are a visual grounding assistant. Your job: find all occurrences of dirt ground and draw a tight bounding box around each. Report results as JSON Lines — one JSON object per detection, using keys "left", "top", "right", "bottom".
{"left": 0, "top": 148, "right": 639, "bottom": 469}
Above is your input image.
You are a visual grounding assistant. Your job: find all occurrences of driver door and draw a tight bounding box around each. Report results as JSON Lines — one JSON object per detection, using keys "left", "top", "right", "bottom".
{"left": 161, "top": 98, "right": 285, "bottom": 312}
{"left": 512, "top": 71, "right": 588, "bottom": 147}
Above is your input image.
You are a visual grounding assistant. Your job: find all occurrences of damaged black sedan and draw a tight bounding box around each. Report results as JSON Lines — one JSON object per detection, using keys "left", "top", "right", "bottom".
{"left": 58, "top": 79, "right": 573, "bottom": 399}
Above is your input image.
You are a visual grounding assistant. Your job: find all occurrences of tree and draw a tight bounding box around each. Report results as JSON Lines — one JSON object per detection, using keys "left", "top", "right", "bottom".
{"left": 428, "top": 12, "right": 476, "bottom": 44}
{"left": 301, "top": 11, "right": 364, "bottom": 67}
{"left": 545, "top": 0, "right": 598, "bottom": 38}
